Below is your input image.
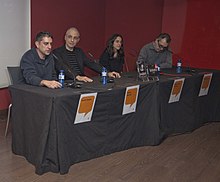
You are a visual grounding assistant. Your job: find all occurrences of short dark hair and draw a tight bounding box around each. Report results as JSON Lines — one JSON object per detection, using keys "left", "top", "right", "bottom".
{"left": 157, "top": 33, "right": 171, "bottom": 43}
{"left": 35, "top": 31, "right": 53, "bottom": 42}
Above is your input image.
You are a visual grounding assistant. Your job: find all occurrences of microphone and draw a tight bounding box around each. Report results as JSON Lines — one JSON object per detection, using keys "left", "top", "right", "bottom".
{"left": 129, "top": 49, "right": 139, "bottom": 58}
{"left": 124, "top": 58, "right": 129, "bottom": 72}
{"left": 52, "top": 53, "right": 58, "bottom": 60}
{"left": 53, "top": 53, "right": 79, "bottom": 86}
{"left": 88, "top": 52, "right": 97, "bottom": 63}
{"left": 88, "top": 52, "right": 94, "bottom": 58}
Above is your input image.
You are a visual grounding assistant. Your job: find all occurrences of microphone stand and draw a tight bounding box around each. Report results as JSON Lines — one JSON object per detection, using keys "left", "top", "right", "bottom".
{"left": 88, "top": 52, "right": 97, "bottom": 63}
{"left": 53, "top": 54, "right": 81, "bottom": 88}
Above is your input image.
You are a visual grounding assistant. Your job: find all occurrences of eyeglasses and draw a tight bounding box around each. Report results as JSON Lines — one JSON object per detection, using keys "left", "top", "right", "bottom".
{"left": 157, "top": 40, "right": 168, "bottom": 50}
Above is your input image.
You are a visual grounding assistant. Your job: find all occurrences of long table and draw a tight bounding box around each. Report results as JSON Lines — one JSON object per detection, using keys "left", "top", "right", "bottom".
{"left": 9, "top": 69, "right": 220, "bottom": 174}
{"left": 159, "top": 69, "right": 220, "bottom": 135}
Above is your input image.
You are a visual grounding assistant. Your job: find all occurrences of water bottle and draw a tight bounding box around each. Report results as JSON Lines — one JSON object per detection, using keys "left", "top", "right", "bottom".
{"left": 58, "top": 70, "right": 65, "bottom": 88}
{"left": 140, "top": 64, "right": 145, "bottom": 74}
{"left": 176, "top": 59, "right": 182, "bottom": 74}
{"left": 137, "top": 62, "right": 147, "bottom": 81}
{"left": 101, "top": 67, "right": 107, "bottom": 85}
{"left": 156, "top": 64, "right": 160, "bottom": 79}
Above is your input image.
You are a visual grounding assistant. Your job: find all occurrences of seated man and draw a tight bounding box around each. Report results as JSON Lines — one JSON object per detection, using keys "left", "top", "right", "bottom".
{"left": 53, "top": 27, "right": 120, "bottom": 82}
{"left": 20, "top": 31, "right": 61, "bottom": 89}
{"left": 137, "top": 33, "right": 172, "bottom": 68}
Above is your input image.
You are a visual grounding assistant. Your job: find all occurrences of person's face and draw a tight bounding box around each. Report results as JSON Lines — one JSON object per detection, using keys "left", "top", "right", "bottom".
{"left": 65, "top": 30, "right": 80, "bottom": 50}
{"left": 156, "top": 38, "right": 169, "bottom": 51}
{"left": 35, "top": 36, "right": 52, "bottom": 59}
{"left": 113, "top": 36, "right": 122, "bottom": 51}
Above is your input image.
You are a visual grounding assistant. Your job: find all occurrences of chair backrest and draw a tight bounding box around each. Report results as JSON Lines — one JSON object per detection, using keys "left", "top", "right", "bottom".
{"left": 7, "top": 66, "right": 25, "bottom": 85}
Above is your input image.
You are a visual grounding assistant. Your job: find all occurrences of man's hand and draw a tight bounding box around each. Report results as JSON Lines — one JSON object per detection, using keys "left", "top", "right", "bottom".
{"left": 108, "top": 71, "right": 121, "bottom": 78}
{"left": 76, "top": 75, "right": 93, "bottom": 82}
{"left": 40, "top": 80, "right": 62, "bottom": 89}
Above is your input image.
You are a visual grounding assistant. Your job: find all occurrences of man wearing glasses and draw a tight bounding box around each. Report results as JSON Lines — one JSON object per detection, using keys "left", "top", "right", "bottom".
{"left": 137, "top": 33, "right": 172, "bottom": 68}
{"left": 53, "top": 27, "right": 120, "bottom": 82}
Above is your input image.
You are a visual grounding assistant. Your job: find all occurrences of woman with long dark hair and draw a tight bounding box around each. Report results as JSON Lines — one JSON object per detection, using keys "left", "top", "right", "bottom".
{"left": 99, "top": 33, "right": 124, "bottom": 73}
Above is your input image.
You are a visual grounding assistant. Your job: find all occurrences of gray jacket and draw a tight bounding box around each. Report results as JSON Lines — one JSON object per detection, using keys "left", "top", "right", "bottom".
{"left": 137, "top": 42, "right": 172, "bottom": 68}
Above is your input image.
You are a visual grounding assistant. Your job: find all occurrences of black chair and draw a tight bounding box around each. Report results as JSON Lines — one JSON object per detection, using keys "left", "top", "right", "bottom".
{"left": 7, "top": 66, "right": 25, "bottom": 85}
{"left": 5, "top": 66, "right": 25, "bottom": 137}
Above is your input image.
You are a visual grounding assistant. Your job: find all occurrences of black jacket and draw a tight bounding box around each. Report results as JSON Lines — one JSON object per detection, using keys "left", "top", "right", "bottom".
{"left": 20, "top": 48, "right": 57, "bottom": 86}
{"left": 99, "top": 49, "right": 124, "bottom": 73}
{"left": 53, "top": 45, "right": 102, "bottom": 80}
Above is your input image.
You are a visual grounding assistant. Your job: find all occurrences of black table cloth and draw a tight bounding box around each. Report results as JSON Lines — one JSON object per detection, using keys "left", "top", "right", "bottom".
{"left": 9, "top": 69, "right": 220, "bottom": 174}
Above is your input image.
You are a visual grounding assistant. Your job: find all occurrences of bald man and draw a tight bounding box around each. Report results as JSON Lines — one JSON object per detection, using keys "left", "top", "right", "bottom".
{"left": 53, "top": 27, "right": 120, "bottom": 82}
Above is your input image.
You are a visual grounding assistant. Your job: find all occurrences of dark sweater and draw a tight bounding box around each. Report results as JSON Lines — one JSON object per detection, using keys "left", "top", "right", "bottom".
{"left": 53, "top": 45, "right": 102, "bottom": 80}
{"left": 99, "top": 49, "right": 124, "bottom": 73}
{"left": 20, "top": 48, "right": 57, "bottom": 86}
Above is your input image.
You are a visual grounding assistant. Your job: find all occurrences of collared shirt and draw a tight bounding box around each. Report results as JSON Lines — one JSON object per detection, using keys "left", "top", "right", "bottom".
{"left": 137, "top": 42, "right": 172, "bottom": 68}
{"left": 20, "top": 48, "right": 57, "bottom": 86}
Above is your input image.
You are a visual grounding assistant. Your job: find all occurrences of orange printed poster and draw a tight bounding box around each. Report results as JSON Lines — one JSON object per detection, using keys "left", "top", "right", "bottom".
{"left": 168, "top": 78, "right": 185, "bottom": 103}
{"left": 198, "top": 73, "right": 212, "bottom": 97}
{"left": 122, "top": 85, "right": 140, "bottom": 115}
{"left": 74, "top": 93, "right": 97, "bottom": 124}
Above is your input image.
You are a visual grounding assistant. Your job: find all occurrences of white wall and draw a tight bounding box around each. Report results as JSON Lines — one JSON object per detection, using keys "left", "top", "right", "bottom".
{"left": 0, "top": 0, "right": 30, "bottom": 88}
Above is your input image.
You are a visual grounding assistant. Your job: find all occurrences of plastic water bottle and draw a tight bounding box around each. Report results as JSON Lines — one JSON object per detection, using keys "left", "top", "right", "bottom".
{"left": 156, "top": 64, "right": 160, "bottom": 79}
{"left": 176, "top": 59, "right": 182, "bottom": 74}
{"left": 58, "top": 70, "right": 65, "bottom": 88}
{"left": 137, "top": 62, "right": 148, "bottom": 81}
{"left": 101, "top": 67, "right": 107, "bottom": 85}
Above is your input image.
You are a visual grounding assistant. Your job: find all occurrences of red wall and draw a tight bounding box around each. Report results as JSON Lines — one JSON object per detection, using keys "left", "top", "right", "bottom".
{"left": 0, "top": 88, "right": 11, "bottom": 110}
{"left": 31, "top": 0, "right": 163, "bottom": 72}
{"left": 5, "top": 0, "right": 219, "bottom": 109}
{"left": 105, "top": 0, "right": 164, "bottom": 71}
{"left": 31, "top": 0, "right": 106, "bottom": 76}
{"left": 163, "top": 0, "right": 220, "bottom": 69}
{"left": 31, "top": 0, "right": 105, "bottom": 58}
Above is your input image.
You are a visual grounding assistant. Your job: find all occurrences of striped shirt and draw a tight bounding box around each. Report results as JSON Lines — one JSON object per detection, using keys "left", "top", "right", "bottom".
{"left": 66, "top": 49, "right": 82, "bottom": 75}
